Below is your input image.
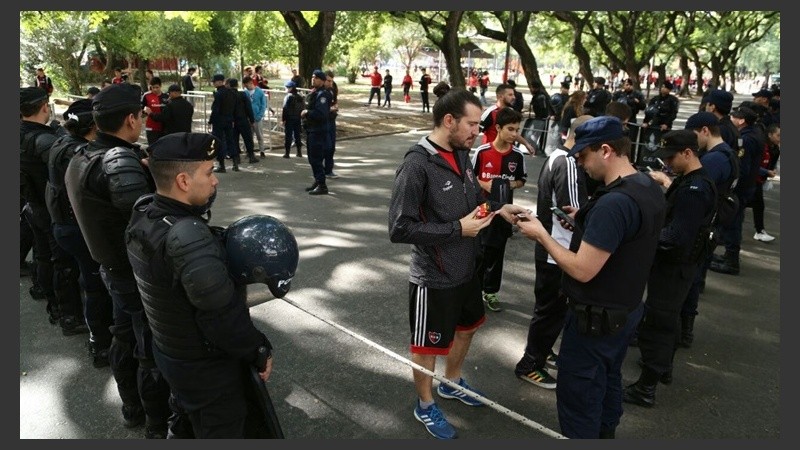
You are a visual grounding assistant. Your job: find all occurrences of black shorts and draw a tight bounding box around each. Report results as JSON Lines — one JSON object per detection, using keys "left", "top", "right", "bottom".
{"left": 408, "top": 275, "right": 485, "bottom": 356}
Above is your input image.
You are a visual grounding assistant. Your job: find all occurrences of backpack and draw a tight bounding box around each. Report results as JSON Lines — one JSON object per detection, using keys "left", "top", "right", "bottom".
{"left": 713, "top": 147, "right": 741, "bottom": 227}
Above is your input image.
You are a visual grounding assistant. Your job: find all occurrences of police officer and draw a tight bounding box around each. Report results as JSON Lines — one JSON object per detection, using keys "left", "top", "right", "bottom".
{"left": 64, "top": 83, "right": 172, "bottom": 438}
{"left": 516, "top": 116, "right": 666, "bottom": 438}
{"left": 47, "top": 99, "right": 113, "bottom": 367}
{"left": 643, "top": 82, "right": 679, "bottom": 133}
{"left": 623, "top": 130, "right": 717, "bottom": 408}
{"left": 126, "top": 133, "right": 275, "bottom": 438}
{"left": 611, "top": 79, "right": 645, "bottom": 124}
{"left": 20, "top": 86, "right": 85, "bottom": 333}
{"left": 209, "top": 74, "right": 239, "bottom": 173}
{"left": 703, "top": 89, "right": 740, "bottom": 153}
{"left": 584, "top": 77, "right": 612, "bottom": 117}
{"left": 302, "top": 69, "right": 332, "bottom": 195}
{"left": 324, "top": 69, "right": 339, "bottom": 178}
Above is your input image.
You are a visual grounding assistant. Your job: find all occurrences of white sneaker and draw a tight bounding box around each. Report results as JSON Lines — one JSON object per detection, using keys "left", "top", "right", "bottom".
{"left": 754, "top": 231, "right": 776, "bottom": 242}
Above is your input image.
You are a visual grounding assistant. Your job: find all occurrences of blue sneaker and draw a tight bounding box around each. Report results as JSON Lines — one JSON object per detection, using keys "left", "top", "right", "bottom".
{"left": 414, "top": 401, "right": 457, "bottom": 439}
{"left": 436, "top": 378, "right": 486, "bottom": 406}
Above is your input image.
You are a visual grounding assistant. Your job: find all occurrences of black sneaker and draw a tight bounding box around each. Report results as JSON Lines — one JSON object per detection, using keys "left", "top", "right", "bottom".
{"left": 305, "top": 182, "right": 319, "bottom": 192}
{"left": 122, "top": 404, "right": 145, "bottom": 428}
{"left": 545, "top": 352, "right": 558, "bottom": 371}
{"left": 60, "top": 315, "right": 89, "bottom": 336}
{"left": 260, "top": 151, "right": 266, "bottom": 157}
{"left": 29, "top": 285, "right": 46, "bottom": 300}
{"left": 517, "top": 368, "right": 557, "bottom": 389}
{"left": 87, "top": 340, "right": 110, "bottom": 368}
{"left": 308, "top": 184, "right": 329, "bottom": 195}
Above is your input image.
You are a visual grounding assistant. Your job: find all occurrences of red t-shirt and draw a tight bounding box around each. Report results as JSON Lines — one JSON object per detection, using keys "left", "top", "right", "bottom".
{"left": 364, "top": 72, "right": 382, "bottom": 88}
{"left": 142, "top": 91, "right": 165, "bottom": 132}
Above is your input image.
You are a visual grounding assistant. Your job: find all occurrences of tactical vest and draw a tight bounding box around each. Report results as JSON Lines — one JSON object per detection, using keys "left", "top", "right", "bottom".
{"left": 46, "top": 135, "right": 87, "bottom": 225}
{"left": 20, "top": 123, "right": 57, "bottom": 207}
{"left": 126, "top": 196, "right": 237, "bottom": 360}
{"left": 64, "top": 146, "right": 134, "bottom": 269}
{"left": 562, "top": 174, "right": 666, "bottom": 311}
{"left": 659, "top": 170, "right": 717, "bottom": 264}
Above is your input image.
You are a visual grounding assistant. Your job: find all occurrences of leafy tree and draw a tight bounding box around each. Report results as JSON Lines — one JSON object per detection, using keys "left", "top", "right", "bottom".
{"left": 21, "top": 11, "right": 95, "bottom": 95}
{"left": 280, "top": 11, "right": 336, "bottom": 82}
{"left": 390, "top": 11, "right": 465, "bottom": 88}
{"left": 386, "top": 20, "right": 426, "bottom": 70}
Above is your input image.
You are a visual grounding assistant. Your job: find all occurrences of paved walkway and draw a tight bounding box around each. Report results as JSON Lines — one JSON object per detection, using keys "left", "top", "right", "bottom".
{"left": 20, "top": 91, "right": 780, "bottom": 440}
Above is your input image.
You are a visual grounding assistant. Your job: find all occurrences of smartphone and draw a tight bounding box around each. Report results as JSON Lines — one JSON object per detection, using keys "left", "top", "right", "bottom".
{"left": 550, "top": 206, "right": 576, "bottom": 228}
{"left": 516, "top": 213, "right": 530, "bottom": 222}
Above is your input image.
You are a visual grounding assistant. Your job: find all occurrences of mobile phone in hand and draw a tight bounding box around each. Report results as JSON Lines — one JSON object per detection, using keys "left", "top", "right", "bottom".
{"left": 550, "top": 206, "right": 576, "bottom": 228}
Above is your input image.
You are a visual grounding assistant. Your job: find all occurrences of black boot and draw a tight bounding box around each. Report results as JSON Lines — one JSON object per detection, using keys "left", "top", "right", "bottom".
{"left": 213, "top": 162, "right": 226, "bottom": 173}
{"left": 623, "top": 367, "right": 659, "bottom": 407}
{"left": 283, "top": 147, "right": 291, "bottom": 158}
{"left": 305, "top": 182, "right": 319, "bottom": 192}
{"left": 308, "top": 183, "right": 329, "bottom": 195}
{"left": 637, "top": 358, "right": 673, "bottom": 384}
{"left": 599, "top": 427, "right": 616, "bottom": 439}
{"left": 296, "top": 147, "right": 303, "bottom": 158}
{"left": 709, "top": 251, "right": 739, "bottom": 275}
{"left": 680, "top": 315, "right": 695, "bottom": 348}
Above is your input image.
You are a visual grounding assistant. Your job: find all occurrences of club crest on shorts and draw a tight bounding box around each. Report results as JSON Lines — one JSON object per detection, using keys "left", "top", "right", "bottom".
{"left": 428, "top": 331, "right": 441, "bottom": 344}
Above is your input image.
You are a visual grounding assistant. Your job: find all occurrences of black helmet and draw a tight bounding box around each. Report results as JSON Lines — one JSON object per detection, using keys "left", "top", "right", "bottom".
{"left": 225, "top": 215, "right": 299, "bottom": 298}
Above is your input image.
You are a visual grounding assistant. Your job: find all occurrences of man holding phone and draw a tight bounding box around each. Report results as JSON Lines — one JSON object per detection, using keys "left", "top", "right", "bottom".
{"left": 515, "top": 116, "right": 665, "bottom": 438}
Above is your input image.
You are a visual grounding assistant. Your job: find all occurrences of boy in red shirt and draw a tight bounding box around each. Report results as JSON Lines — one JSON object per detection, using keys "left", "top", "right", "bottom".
{"left": 141, "top": 77, "right": 168, "bottom": 144}
{"left": 471, "top": 107, "right": 528, "bottom": 311}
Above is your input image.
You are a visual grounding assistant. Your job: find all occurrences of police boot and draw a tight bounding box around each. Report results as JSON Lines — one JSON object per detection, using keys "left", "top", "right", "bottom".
{"left": 637, "top": 358, "right": 673, "bottom": 384}
{"left": 296, "top": 146, "right": 303, "bottom": 157}
{"left": 709, "top": 251, "right": 739, "bottom": 275}
{"left": 60, "top": 315, "right": 89, "bottom": 336}
{"left": 309, "top": 183, "right": 329, "bottom": 195}
{"left": 680, "top": 315, "right": 695, "bottom": 348}
{"left": 231, "top": 155, "right": 241, "bottom": 172}
{"left": 283, "top": 147, "right": 291, "bottom": 158}
{"left": 623, "top": 366, "right": 659, "bottom": 408}
{"left": 305, "top": 182, "right": 319, "bottom": 192}
{"left": 213, "top": 162, "right": 226, "bottom": 173}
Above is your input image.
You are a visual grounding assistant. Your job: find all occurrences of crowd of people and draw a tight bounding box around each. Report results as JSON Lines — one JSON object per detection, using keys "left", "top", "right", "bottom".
{"left": 22, "top": 63, "right": 780, "bottom": 440}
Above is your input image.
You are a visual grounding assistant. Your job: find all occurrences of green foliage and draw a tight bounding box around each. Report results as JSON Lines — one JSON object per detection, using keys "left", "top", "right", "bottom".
{"left": 240, "top": 11, "right": 296, "bottom": 65}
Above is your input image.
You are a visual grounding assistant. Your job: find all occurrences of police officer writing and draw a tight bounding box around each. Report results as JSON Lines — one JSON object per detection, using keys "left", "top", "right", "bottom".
{"left": 515, "top": 116, "right": 666, "bottom": 439}
{"left": 623, "top": 131, "right": 717, "bottom": 408}
{"left": 125, "top": 133, "right": 275, "bottom": 438}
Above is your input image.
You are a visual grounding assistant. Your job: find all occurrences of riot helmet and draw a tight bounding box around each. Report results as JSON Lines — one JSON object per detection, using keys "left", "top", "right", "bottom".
{"left": 225, "top": 215, "right": 299, "bottom": 298}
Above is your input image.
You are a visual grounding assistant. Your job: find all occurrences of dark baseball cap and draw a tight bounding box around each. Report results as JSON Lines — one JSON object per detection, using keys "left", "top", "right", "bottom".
{"left": 684, "top": 112, "right": 719, "bottom": 130}
{"left": 20, "top": 86, "right": 49, "bottom": 106}
{"left": 149, "top": 132, "right": 219, "bottom": 162}
{"left": 311, "top": 69, "right": 327, "bottom": 81}
{"left": 91, "top": 83, "right": 141, "bottom": 114}
{"left": 594, "top": 76, "right": 606, "bottom": 86}
{"left": 652, "top": 130, "right": 698, "bottom": 158}
{"left": 86, "top": 86, "right": 100, "bottom": 96}
{"left": 706, "top": 89, "right": 733, "bottom": 114}
{"left": 62, "top": 98, "right": 93, "bottom": 122}
{"left": 567, "top": 116, "right": 626, "bottom": 157}
{"left": 751, "top": 89, "right": 773, "bottom": 99}
{"left": 212, "top": 74, "right": 226, "bottom": 82}
{"left": 167, "top": 84, "right": 182, "bottom": 93}
{"left": 730, "top": 106, "right": 758, "bottom": 124}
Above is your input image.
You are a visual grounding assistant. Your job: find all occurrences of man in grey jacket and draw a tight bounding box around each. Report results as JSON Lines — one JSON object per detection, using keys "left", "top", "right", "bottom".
{"left": 388, "top": 88, "right": 526, "bottom": 439}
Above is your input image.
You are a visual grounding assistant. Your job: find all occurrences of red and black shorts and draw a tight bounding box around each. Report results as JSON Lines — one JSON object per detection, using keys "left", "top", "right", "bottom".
{"left": 408, "top": 275, "right": 486, "bottom": 356}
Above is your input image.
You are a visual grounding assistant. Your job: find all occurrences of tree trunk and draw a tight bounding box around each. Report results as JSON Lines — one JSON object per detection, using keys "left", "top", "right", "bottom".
{"left": 281, "top": 11, "right": 336, "bottom": 87}
{"left": 678, "top": 54, "right": 692, "bottom": 98}
{"left": 439, "top": 12, "right": 465, "bottom": 87}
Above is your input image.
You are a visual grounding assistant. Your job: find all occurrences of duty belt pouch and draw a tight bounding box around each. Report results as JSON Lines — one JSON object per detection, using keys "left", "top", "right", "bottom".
{"left": 602, "top": 308, "right": 628, "bottom": 336}
{"left": 573, "top": 303, "right": 627, "bottom": 336}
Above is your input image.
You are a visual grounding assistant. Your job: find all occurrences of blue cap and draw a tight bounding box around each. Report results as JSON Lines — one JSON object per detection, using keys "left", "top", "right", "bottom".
{"left": 567, "top": 116, "right": 626, "bottom": 157}
{"left": 284, "top": 80, "right": 296, "bottom": 88}
{"left": 311, "top": 69, "right": 327, "bottom": 81}
{"left": 706, "top": 89, "right": 733, "bottom": 114}
{"left": 684, "top": 112, "right": 719, "bottom": 130}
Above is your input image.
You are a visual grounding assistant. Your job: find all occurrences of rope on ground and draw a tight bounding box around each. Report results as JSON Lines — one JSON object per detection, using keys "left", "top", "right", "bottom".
{"left": 278, "top": 295, "right": 567, "bottom": 439}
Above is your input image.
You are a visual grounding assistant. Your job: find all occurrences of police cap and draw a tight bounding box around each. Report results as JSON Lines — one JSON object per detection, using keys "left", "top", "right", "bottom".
{"left": 91, "top": 83, "right": 141, "bottom": 114}
{"left": 149, "top": 132, "right": 219, "bottom": 162}
{"left": 20, "top": 87, "right": 49, "bottom": 106}
{"left": 706, "top": 89, "right": 733, "bottom": 115}
{"left": 62, "top": 98, "right": 94, "bottom": 122}
{"left": 567, "top": 116, "right": 626, "bottom": 157}
{"left": 312, "top": 69, "right": 327, "bottom": 81}
{"left": 652, "top": 130, "right": 698, "bottom": 158}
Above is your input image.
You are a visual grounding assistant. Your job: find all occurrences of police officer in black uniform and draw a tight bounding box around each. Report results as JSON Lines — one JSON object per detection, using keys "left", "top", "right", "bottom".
{"left": 611, "top": 79, "right": 646, "bottom": 124}
{"left": 209, "top": 74, "right": 239, "bottom": 173}
{"left": 47, "top": 99, "right": 113, "bottom": 366}
{"left": 643, "top": 82, "right": 679, "bottom": 133}
{"left": 64, "top": 83, "right": 172, "bottom": 438}
{"left": 20, "top": 86, "right": 86, "bottom": 334}
{"left": 125, "top": 132, "right": 275, "bottom": 438}
{"left": 584, "top": 77, "right": 612, "bottom": 117}
{"left": 302, "top": 69, "right": 332, "bottom": 195}
{"left": 623, "top": 131, "right": 717, "bottom": 408}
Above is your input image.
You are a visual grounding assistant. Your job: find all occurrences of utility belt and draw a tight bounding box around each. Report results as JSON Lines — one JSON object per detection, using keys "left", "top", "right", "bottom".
{"left": 568, "top": 300, "right": 630, "bottom": 337}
